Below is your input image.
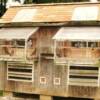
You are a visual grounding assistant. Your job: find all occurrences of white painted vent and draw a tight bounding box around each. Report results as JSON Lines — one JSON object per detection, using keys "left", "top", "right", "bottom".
{"left": 40, "top": 77, "right": 46, "bottom": 84}
{"left": 7, "top": 62, "right": 34, "bottom": 82}
{"left": 12, "top": 9, "right": 37, "bottom": 22}
{"left": 68, "top": 66, "right": 99, "bottom": 87}
{"left": 54, "top": 77, "right": 61, "bottom": 85}
{"left": 72, "top": 6, "right": 99, "bottom": 21}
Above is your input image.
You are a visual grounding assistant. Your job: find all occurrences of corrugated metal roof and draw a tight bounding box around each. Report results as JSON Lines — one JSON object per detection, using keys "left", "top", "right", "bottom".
{"left": 0, "top": 27, "right": 38, "bottom": 40}
{"left": 53, "top": 27, "right": 100, "bottom": 41}
{"left": 2, "top": 3, "right": 100, "bottom": 23}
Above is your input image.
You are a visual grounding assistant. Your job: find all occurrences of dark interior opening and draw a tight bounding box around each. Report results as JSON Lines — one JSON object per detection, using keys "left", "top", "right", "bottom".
{"left": 53, "top": 97, "right": 93, "bottom": 100}
{"left": 8, "top": 68, "right": 32, "bottom": 73}
{"left": 13, "top": 92, "right": 40, "bottom": 99}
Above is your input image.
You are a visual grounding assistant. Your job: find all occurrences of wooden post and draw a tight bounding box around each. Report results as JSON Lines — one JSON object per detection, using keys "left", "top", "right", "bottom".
{"left": 25, "top": 39, "right": 27, "bottom": 60}
{"left": 86, "top": 41, "right": 88, "bottom": 58}
{"left": 98, "top": 67, "right": 100, "bottom": 87}
{"left": 54, "top": 40, "right": 56, "bottom": 59}
{"left": 40, "top": 95, "right": 52, "bottom": 100}
{"left": 3, "top": 91, "right": 12, "bottom": 97}
{"left": 0, "top": 61, "right": 6, "bottom": 90}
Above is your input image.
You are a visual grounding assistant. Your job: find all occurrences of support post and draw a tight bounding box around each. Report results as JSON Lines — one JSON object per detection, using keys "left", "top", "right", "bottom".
{"left": 25, "top": 39, "right": 27, "bottom": 61}
{"left": 3, "top": 91, "right": 12, "bottom": 97}
{"left": 54, "top": 40, "right": 56, "bottom": 60}
{"left": 40, "top": 95, "right": 52, "bottom": 100}
{"left": 86, "top": 41, "right": 88, "bottom": 58}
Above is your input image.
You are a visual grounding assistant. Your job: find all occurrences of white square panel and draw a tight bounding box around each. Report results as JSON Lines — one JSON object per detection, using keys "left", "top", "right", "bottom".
{"left": 40, "top": 77, "right": 46, "bottom": 84}
{"left": 72, "top": 6, "right": 99, "bottom": 21}
{"left": 12, "top": 9, "right": 37, "bottom": 22}
{"left": 54, "top": 77, "right": 61, "bottom": 85}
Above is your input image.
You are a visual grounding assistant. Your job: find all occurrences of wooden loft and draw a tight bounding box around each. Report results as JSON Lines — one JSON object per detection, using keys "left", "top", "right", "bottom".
{"left": 0, "top": 27, "right": 39, "bottom": 61}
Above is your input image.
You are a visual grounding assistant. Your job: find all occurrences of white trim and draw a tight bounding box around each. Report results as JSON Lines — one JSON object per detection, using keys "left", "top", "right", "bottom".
{"left": 54, "top": 40, "right": 57, "bottom": 60}
{"left": 7, "top": 62, "right": 33, "bottom": 82}
{"left": 32, "top": 63, "right": 34, "bottom": 82}
{"left": 26, "top": 27, "right": 39, "bottom": 40}
{"left": 24, "top": 40, "right": 27, "bottom": 60}
{"left": 98, "top": 67, "right": 100, "bottom": 87}
{"left": 67, "top": 63, "right": 70, "bottom": 89}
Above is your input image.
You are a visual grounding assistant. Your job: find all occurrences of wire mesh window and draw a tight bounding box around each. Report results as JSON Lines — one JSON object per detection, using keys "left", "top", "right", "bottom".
{"left": 71, "top": 42, "right": 86, "bottom": 48}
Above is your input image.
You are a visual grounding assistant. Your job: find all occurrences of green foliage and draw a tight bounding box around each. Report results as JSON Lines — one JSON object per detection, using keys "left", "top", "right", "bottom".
{"left": 95, "top": 61, "right": 100, "bottom": 67}
{"left": 25, "top": 0, "right": 89, "bottom": 3}
{"left": 0, "top": 90, "right": 3, "bottom": 96}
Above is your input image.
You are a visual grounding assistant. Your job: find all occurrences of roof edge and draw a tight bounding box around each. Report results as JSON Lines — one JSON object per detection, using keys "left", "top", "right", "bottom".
{"left": 10, "top": 2, "right": 100, "bottom": 8}
{"left": 1, "top": 21, "right": 100, "bottom": 27}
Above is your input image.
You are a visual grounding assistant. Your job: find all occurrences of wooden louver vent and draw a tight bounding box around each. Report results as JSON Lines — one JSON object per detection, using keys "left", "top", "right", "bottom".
{"left": 7, "top": 62, "right": 33, "bottom": 82}
{"left": 69, "top": 66, "right": 99, "bottom": 87}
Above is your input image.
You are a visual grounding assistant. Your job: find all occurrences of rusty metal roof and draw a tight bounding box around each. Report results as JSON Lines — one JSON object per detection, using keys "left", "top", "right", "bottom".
{"left": 2, "top": 2, "right": 100, "bottom": 24}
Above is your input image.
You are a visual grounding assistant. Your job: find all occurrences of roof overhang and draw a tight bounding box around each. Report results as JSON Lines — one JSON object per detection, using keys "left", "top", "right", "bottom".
{"left": 0, "top": 27, "right": 39, "bottom": 40}
{"left": 53, "top": 27, "right": 100, "bottom": 41}
{"left": 1, "top": 21, "right": 100, "bottom": 27}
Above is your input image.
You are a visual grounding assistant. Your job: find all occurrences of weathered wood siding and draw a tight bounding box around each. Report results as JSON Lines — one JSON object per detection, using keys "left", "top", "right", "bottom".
{"left": 0, "top": 62, "right": 6, "bottom": 90}
{"left": 68, "top": 86, "right": 98, "bottom": 98}
{"left": 38, "top": 59, "right": 53, "bottom": 90}
{"left": 53, "top": 65, "right": 68, "bottom": 91}
{"left": 3, "top": 60, "right": 100, "bottom": 98}
{"left": 2, "top": 27, "right": 100, "bottom": 99}
{"left": 68, "top": 48, "right": 100, "bottom": 59}
{"left": 37, "top": 27, "right": 59, "bottom": 54}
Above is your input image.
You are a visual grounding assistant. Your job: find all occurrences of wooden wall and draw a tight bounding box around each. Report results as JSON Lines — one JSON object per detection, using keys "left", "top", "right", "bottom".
{"left": 1, "top": 27, "right": 100, "bottom": 99}
{"left": 68, "top": 86, "right": 98, "bottom": 98}
{"left": 3, "top": 59, "right": 100, "bottom": 99}
{"left": 36, "top": 27, "right": 59, "bottom": 54}
{"left": 0, "top": 62, "right": 6, "bottom": 90}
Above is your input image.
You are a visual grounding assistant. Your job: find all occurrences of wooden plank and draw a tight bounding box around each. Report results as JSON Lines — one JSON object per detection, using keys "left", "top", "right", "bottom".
{"left": 0, "top": 62, "right": 6, "bottom": 90}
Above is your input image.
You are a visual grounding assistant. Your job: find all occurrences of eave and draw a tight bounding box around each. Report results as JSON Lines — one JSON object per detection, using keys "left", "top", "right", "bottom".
{"left": 1, "top": 21, "right": 100, "bottom": 28}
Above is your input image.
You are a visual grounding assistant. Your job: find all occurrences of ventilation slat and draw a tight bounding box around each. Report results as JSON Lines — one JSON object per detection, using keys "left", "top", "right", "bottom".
{"left": 7, "top": 62, "right": 34, "bottom": 82}
{"left": 69, "top": 66, "right": 99, "bottom": 87}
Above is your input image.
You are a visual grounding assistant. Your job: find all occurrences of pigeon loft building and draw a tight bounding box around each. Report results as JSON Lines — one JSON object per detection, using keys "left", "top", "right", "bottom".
{"left": 0, "top": 2, "right": 100, "bottom": 100}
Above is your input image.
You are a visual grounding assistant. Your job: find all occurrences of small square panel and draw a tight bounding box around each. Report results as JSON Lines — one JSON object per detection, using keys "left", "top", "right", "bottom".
{"left": 40, "top": 77, "right": 46, "bottom": 84}
{"left": 54, "top": 77, "right": 61, "bottom": 85}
